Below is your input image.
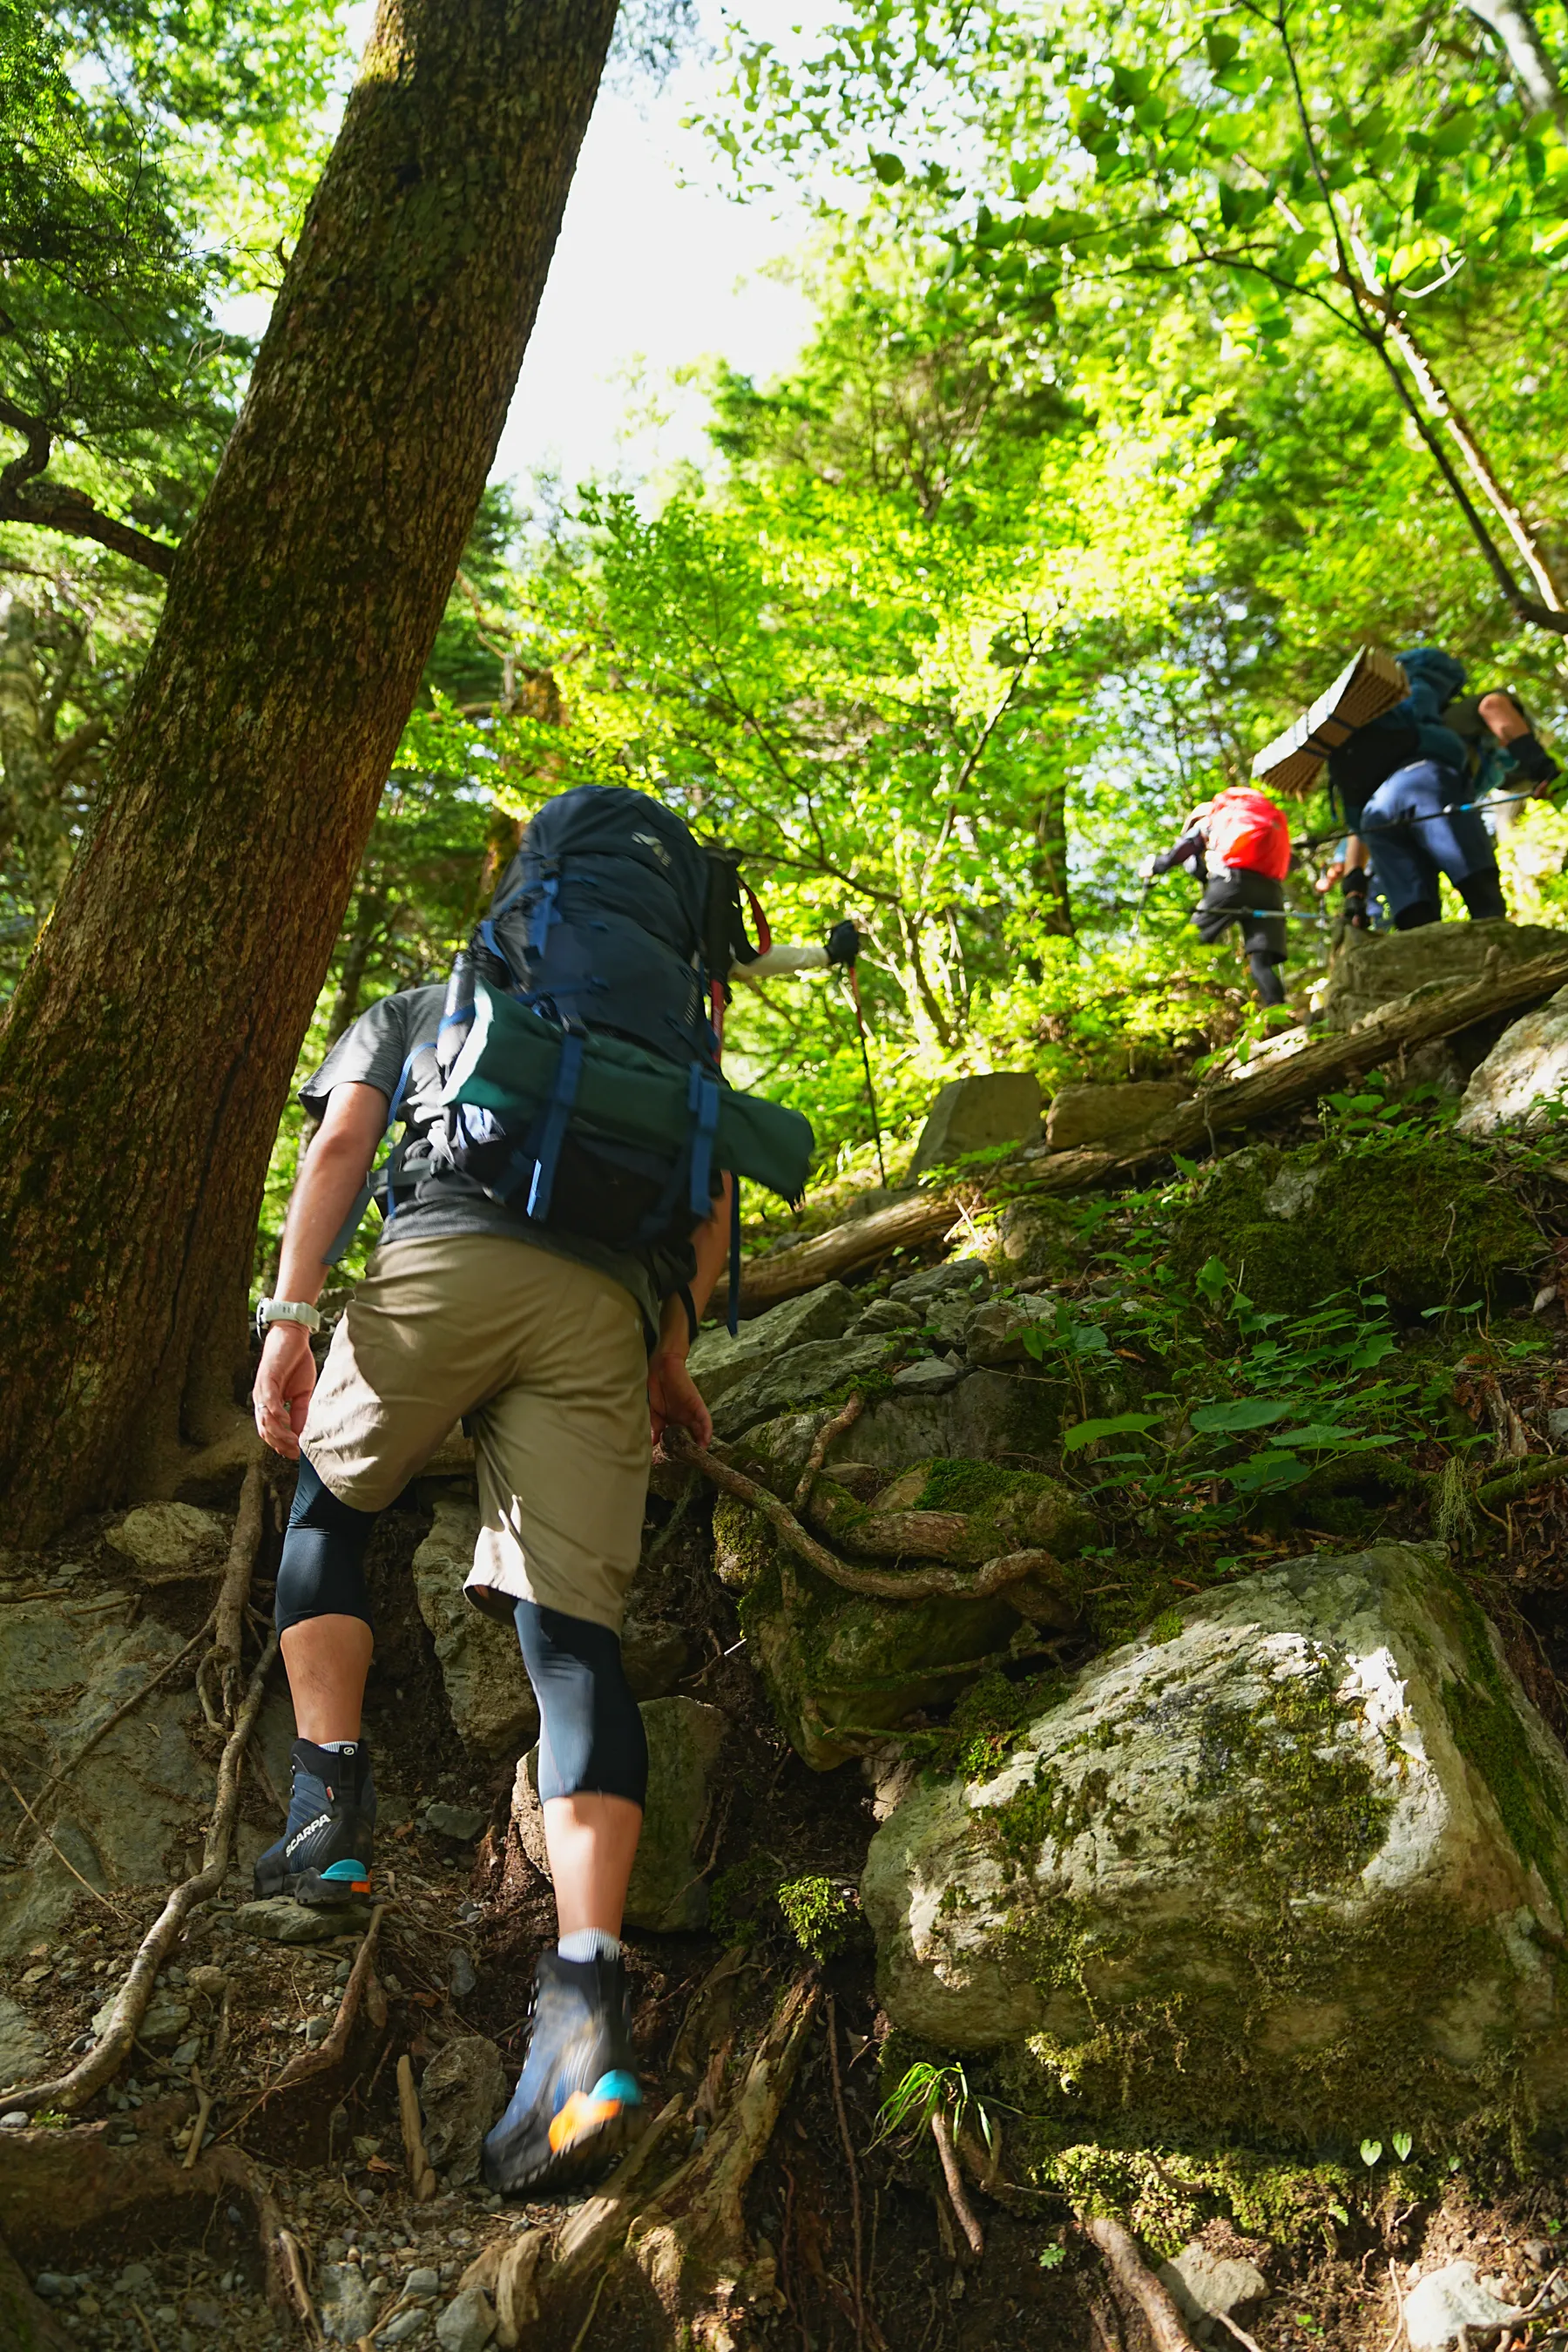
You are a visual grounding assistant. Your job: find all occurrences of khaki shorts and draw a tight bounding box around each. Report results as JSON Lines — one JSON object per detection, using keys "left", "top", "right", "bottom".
{"left": 302, "top": 1233, "right": 651, "bottom": 1632}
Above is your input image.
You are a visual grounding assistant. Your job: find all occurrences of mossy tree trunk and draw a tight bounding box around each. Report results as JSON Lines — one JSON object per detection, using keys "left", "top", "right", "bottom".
{"left": 0, "top": 0, "right": 619, "bottom": 1541}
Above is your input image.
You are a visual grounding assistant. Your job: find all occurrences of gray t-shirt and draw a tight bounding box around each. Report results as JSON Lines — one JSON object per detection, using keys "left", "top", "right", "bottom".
{"left": 302, "top": 984, "right": 678, "bottom": 1337}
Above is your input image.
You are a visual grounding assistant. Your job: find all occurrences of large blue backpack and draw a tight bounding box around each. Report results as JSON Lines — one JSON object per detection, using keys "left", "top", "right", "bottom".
{"left": 419, "top": 786, "right": 812, "bottom": 1268}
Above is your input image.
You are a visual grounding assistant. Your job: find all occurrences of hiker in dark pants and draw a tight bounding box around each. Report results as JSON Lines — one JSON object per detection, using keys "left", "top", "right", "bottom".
{"left": 1142, "top": 784, "right": 1292, "bottom": 1007}
{"left": 1325, "top": 647, "right": 1559, "bottom": 931}
{"left": 248, "top": 786, "right": 802, "bottom": 2200}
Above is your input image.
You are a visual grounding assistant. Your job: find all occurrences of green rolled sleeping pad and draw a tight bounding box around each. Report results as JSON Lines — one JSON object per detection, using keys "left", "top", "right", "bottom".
{"left": 441, "top": 973, "right": 814, "bottom": 1202}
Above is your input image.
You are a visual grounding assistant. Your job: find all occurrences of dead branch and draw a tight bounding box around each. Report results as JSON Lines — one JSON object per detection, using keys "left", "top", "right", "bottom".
{"left": 826, "top": 1997, "right": 867, "bottom": 2347}
{"left": 1476, "top": 1454, "right": 1568, "bottom": 1511}
{"left": 1083, "top": 2216, "right": 1201, "bottom": 2352}
{"left": 396, "top": 2054, "right": 437, "bottom": 2201}
{"left": 0, "top": 1761, "right": 118, "bottom": 1911}
{"left": 181, "top": 2074, "right": 214, "bottom": 2171}
{"left": 929, "top": 2108, "right": 983, "bottom": 2261}
{"left": 0, "top": 1633, "right": 280, "bottom": 2112}
{"left": 24, "top": 1609, "right": 217, "bottom": 1827}
{"left": 277, "top": 2226, "right": 321, "bottom": 2346}
{"left": 794, "top": 1395, "right": 866, "bottom": 1508}
{"left": 666, "top": 1429, "right": 1064, "bottom": 1605}
{"left": 740, "top": 943, "right": 1568, "bottom": 1308}
{"left": 198, "top": 1459, "right": 266, "bottom": 1728}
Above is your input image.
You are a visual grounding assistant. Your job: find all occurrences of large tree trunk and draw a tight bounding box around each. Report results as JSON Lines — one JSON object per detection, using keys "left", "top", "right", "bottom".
{"left": 0, "top": 0, "right": 620, "bottom": 1541}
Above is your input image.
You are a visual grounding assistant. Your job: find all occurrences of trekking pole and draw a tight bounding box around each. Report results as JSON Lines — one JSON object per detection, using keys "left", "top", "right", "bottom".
{"left": 828, "top": 920, "right": 887, "bottom": 1186}
{"left": 1292, "top": 787, "right": 1543, "bottom": 856}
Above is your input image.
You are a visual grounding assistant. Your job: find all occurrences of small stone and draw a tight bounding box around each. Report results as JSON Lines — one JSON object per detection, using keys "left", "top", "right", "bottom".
{"left": 305, "top": 2016, "right": 332, "bottom": 2046}
{"left": 184, "top": 2301, "right": 223, "bottom": 2331}
{"left": 34, "top": 2273, "right": 77, "bottom": 2300}
{"left": 186, "top": 1965, "right": 228, "bottom": 1998}
{"left": 1549, "top": 1411, "right": 1568, "bottom": 1447}
{"left": 449, "top": 1951, "right": 477, "bottom": 2000}
{"left": 435, "top": 2284, "right": 497, "bottom": 2352}
{"left": 115, "top": 2264, "right": 154, "bottom": 2295}
{"left": 153, "top": 2310, "right": 178, "bottom": 2329}
{"left": 378, "top": 2315, "right": 428, "bottom": 2346}
{"left": 1405, "top": 2263, "right": 1524, "bottom": 2351}
{"left": 423, "top": 1804, "right": 488, "bottom": 1842}
{"left": 236, "top": 1897, "right": 372, "bottom": 1946}
{"left": 890, "top": 1355, "right": 962, "bottom": 1396}
{"left": 887, "top": 1257, "right": 990, "bottom": 1308}
{"left": 1, "top": 2111, "right": 28, "bottom": 2129}
{"left": 404, "top": 2268, "right": 442, "bottom": 2299}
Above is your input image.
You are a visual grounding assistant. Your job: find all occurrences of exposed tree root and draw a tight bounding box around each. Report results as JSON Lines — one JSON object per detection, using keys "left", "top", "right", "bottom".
{"left": 666, "top": 1429, "right": 1065, "bottom": 1605}
{"left": 826, "top": 1996, "right": 867, "bottom": 2346}
{"left": 930, "top": 2107, "right": 984, "bottom": 2260}
{"left": 1083, "top": 2216, "right": 1201, "bottom": 2352}
{"left": 1476, "top": 1453, "right": 1568, "bottom": 1511}
{"left": 618, "top": 1972, "right": 820, "bottom": 2350}
{"left": 794, "top": 1394, "right": 866, "bottom": 1507}
{"left": 224, "top": 1904, "right": 386, "bottom": 2137}
{"left": 197, "top": 1458, "right": 266, "bottom": 1728}
{"left": 0, "top": 1632, "right": 280, "bottom": 2112}
{"left": 0, "top": 2098, "right": 288, "bottom": 2313}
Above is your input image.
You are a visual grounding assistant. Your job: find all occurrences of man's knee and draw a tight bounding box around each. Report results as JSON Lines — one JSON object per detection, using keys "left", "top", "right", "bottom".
{"left": 275, "top": 1457, "right": 378, "bottom": 1634}
{"left": 514, "top": 1601, "right": 649, "bottom": 1808}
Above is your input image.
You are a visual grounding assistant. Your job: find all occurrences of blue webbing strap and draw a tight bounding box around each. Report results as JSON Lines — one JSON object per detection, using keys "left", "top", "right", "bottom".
{"left": 377, "top": 1050, "right": 420, "bottom": 1231}
{"left": 526, "top": 1031, "right": 585, "bottom": 1222}
{"left": 529, "top": 875, "right": 561, "bottom": 956}
{"left": 727, "top": 1177, "right": 741, "bottom": 1337}
{"left": 687, "top": 1066, "right": 720, "bottom": 1221}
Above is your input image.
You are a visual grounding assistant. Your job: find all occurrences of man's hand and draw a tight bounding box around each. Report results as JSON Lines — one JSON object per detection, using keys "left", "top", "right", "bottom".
{"left": 648, "top": 1346, "right": 713, "bottom": 1453}
{"left": 254, "top": 1321, "right": 318, "bottom": 1461}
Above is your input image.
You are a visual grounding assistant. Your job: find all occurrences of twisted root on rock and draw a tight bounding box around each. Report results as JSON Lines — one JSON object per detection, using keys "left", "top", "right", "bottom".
{"left": 665, "top": 1428, "right": 1064, "bottom": 1605}
{"left": 1082, "top": 2216, "right": 1200, "bottom": 2352}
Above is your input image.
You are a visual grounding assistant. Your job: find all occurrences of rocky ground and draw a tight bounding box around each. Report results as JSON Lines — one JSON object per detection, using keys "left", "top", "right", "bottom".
{"left": 7, "top": 926, "right": 1568, "bottom": 2352}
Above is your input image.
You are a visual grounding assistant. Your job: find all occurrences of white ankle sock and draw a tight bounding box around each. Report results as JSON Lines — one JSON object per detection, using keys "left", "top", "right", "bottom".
{"left": 558, "top": 1929, "right": 621, "bottom": 1963}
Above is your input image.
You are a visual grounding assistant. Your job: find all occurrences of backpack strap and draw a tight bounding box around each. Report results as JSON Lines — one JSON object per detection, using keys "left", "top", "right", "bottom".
{"left": 525, "top": 1031, "right": 586, "bottom": 1221}
{"left": 727, "top": 1177, "right": 741, "bottom": 1337}
{"left": 687, "top": 1065, "right": 720, "bottom": 1221}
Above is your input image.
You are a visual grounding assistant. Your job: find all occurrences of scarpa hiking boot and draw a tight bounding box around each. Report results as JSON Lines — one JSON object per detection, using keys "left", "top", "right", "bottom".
{"left": 253, "top": 1738, "right": 375, "bottom": 1906}
{"left": 483, "top": 1950, "right": 643, "bottom": 2196}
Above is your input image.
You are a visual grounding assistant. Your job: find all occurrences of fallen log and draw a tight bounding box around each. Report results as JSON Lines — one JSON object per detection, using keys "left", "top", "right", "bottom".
{"left": 738, "top": 943, "right": 1568, "bottom": 1310}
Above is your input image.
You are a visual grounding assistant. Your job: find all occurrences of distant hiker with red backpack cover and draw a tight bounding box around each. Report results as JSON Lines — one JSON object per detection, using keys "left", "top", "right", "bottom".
{"left": 1141, "top": 786, "right": 1293, "bottom": 1007}
{"left": 250, "top": 784, "right": 812, "bottom": 2201}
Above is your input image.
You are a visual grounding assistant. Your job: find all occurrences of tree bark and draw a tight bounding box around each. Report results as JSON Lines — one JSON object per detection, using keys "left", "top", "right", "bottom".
{"left": 1466, "top": 0, "right": 1566, "bottom": 125}
{"left": 738, "top": 942, "right": 1568, "bottom": 1307}
{"left": 0, "top": 0, "right": 620, "bottom": 1540}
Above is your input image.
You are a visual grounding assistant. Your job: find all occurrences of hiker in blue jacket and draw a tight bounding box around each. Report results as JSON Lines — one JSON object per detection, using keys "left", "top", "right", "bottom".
{"left": 1329, "top": 648, "right": 1559, "bottom": 931}
{"left": 248, "top": 786, "right": 807, "bottom": 2200}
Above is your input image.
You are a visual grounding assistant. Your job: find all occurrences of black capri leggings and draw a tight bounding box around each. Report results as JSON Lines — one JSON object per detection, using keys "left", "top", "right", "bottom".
{"left": 274, "top": 1460, "right": 648, "bottom": 1808}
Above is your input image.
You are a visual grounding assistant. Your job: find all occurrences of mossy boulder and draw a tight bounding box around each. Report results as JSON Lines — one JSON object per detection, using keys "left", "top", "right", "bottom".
{"left": 862, "top": 1543, "right": 1568, "bottom": 2148}
{"left": 1165, "top": 1135, "right": 1538, "bottom": 1315}
{"left": 714, "top": 1454, "right": 1091, "bottom": 1770}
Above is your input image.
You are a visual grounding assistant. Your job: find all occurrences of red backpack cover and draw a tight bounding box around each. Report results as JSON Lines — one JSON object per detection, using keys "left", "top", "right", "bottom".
{"left": 1205, "top": 787, "right": 1291, "bottom": 880}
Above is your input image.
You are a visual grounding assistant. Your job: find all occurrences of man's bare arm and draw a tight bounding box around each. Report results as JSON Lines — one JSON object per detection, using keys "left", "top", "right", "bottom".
{"left": 253, "top": 1081, "right": 388, "bottom": 1461}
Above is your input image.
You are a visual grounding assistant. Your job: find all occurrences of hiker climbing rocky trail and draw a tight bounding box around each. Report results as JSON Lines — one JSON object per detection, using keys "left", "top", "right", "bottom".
{"left": 9, "top": 919, "right": 1568, "bottom": 2352}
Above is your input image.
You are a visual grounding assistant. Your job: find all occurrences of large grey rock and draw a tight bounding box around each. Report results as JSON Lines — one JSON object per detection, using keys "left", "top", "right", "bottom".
{"left": 1045, "top": 1079, "right": 1190, "bottom": 1152}
{"left": 733, "top": 1368, "right": 1076, "bottom": 1498}
{"left": 1404, "top": 2264, "right": 1524, "bottom": 2351}
{"left": 104, "top": 1503, "right": 228, "bottom": 1580}
{"left": 887, "top": 1257, "right": 991, "bottom": 1309}
{"left": 0, "top": 1997, "right": 46, "bottom": 2088}
{"left": 620, "top": 1605, "right": 694, "bottom": 1700}
{"left": 413, "top": 1495, "right": 539, "bottom": 1757}
{"left": 863, "top": 1543, "right": 1568, "bottom": 2143}
{"left": 418, "top": 2034, "right": 505, "bottom": 2186}
{"left": 710, "top": 1333, "right": 902, "bottom": 1441}
{"left": 689, "top": 1284, "right": 858, "bottom": 1409}
{"left": 514, "top": 1697, "right": 727, "bottom": 1930}
{"left": 985, "top": 1198, "right": 1087, "bottom": 1281}
{"left": 909, "top": 1073, "right": 1042, "bottom": 1178}
{"left": 890, "top": 1356, "right": 962, "bottom": 1396}
{"left": 963, "top": 1294, "right": 1059, "bottom": 1369}
{"left": 1456, "top": 983, "right": 1568, "bottom": 1136}
{"left": 0, "top": 1593, "right": 214, "bottom": 1959}
{"left": 91, "top": 1990, "right": 189, "bottom": 2044}
{"left": 1321, "top": 917, "right": 1564, "bottom": 1031}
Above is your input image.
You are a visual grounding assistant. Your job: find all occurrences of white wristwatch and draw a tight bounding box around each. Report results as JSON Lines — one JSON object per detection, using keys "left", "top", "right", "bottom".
{"left": 255, "top": 1297, "right": 323, "bottom": 1339}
